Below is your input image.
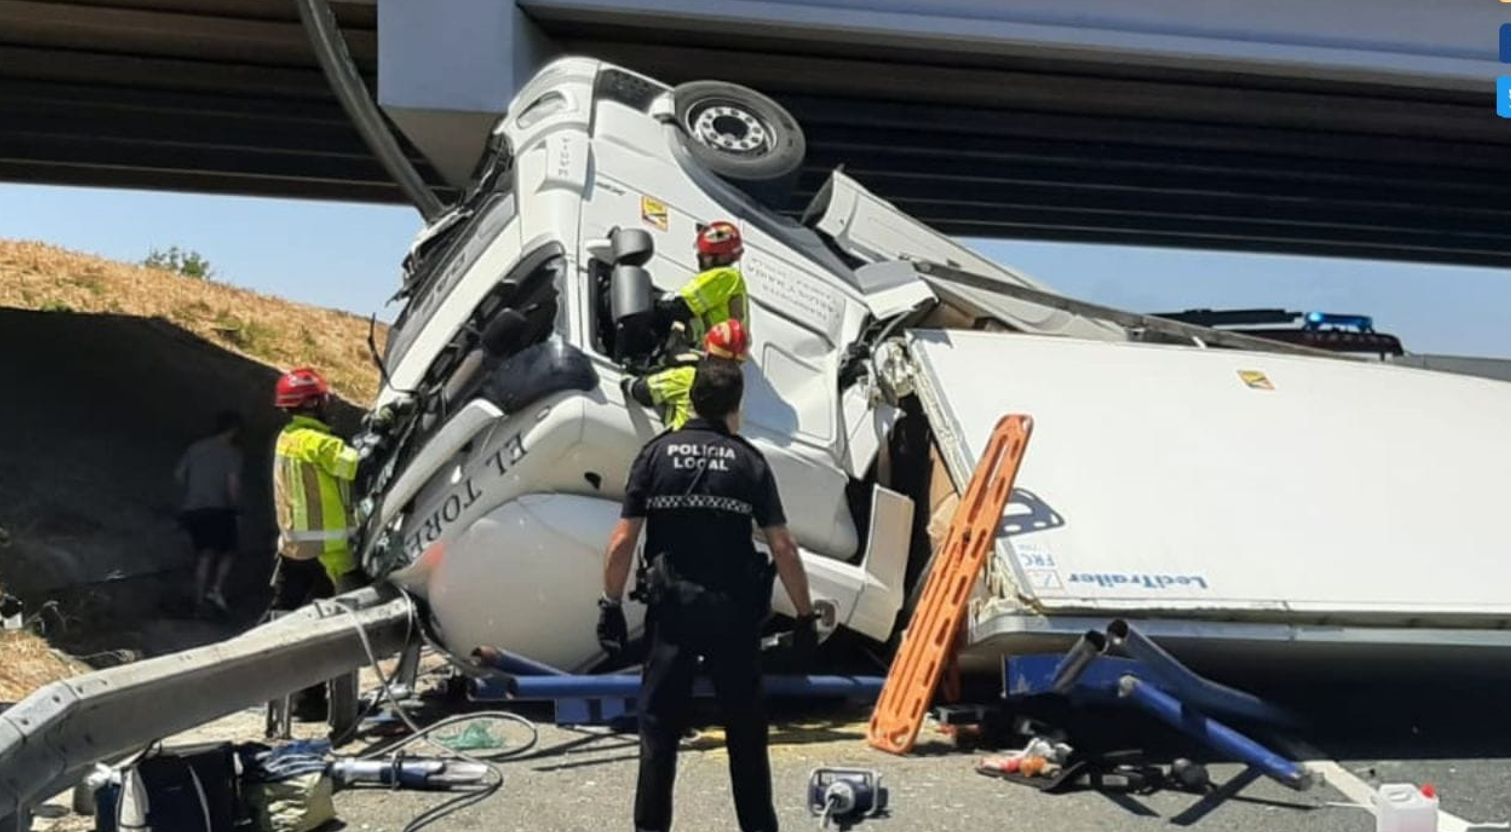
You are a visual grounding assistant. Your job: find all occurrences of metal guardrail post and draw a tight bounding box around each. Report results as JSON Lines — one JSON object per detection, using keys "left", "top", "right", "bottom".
{"left": 0, "top": 588, "right": 413, "bottom": 824}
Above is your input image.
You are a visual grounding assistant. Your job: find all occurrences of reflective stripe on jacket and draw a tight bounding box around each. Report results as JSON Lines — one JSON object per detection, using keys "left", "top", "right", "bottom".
{"left": 677, "top": 266, "right": 746, "bottom": 341}
{"left": 273, "top": 415, "right": 359, "bottom": 580}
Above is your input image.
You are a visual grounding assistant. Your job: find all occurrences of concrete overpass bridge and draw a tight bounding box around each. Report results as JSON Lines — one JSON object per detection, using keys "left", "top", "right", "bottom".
{"left": 3, "top": 0, "right": 1510, "bottom": 266}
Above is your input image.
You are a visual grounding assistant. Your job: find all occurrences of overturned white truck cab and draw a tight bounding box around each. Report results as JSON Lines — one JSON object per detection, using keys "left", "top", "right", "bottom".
{"left": 355, "top": 57, "right": 1511, "bottom": 675}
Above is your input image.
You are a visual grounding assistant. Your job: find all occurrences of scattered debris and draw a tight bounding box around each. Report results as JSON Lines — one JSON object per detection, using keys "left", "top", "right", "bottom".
{"left": 0, "top": 593, "right": 21, "bottom": 630}
{"left": 434, "top": 721, "right": 505, "bottom": 752}
{"left": 1373, "top": 782, "right": 1438, "bottom": 831}
{"left": 975, "top": 736, "right": 1072, "bottom": 782}
{"left": 1169, "top": 758, "right": 1212, "bottom": 793}
{"left": 977, "top": 744, "right": 1211, "bottom": 798}
{"left": 92, "top": 742, "right": 241, "bottom": 832}
{"left": 330, "top": 755, "right": 493, "bottom": 790}
{"left": 807, "top": 767, "right": 888, "bottom": 829}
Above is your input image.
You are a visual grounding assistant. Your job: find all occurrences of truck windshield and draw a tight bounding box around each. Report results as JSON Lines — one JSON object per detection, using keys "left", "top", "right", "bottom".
{"left": 384, "top": 140, "right": 515, "bottom": 369}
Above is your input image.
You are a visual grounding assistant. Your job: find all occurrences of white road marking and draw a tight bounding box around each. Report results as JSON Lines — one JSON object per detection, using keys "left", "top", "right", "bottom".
{"left": 1305, "top": 759, "right": 1503, "bottom": 832}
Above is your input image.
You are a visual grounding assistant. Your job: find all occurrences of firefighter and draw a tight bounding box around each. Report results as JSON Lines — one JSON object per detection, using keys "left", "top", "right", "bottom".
{"left": 270, "top": 367, "right": 366, "bottom": 720}
{"left": 652, "top": 220, "right": 748, "bottom": 348}
{"left": 627, "top": 318, "right": 749, "bottom": 430}
{"left": 271, "top": 367, "right": 366, "bottom": 604}
{"left": 599, "top": 356, "right": 819, "bottom": 832}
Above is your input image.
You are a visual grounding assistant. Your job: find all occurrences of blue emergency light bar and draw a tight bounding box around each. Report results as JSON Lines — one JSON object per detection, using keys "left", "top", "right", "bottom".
{"left": 1304, "top": 311, "right": 1373, "bottom": 332}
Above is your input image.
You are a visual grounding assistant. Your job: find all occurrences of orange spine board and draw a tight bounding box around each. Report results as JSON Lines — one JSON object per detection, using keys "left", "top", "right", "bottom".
{"left": 866, "top": 414, "right": 1034, "bottom": 755}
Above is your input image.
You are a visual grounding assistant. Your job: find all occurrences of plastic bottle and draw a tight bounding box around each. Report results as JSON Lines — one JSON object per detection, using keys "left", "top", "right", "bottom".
{"left": 1373, "top": 783, "right": 1438, "bottom": 832}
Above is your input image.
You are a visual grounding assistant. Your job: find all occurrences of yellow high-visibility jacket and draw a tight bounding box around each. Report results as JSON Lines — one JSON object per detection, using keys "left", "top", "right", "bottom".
{"left": 641, "top": 365, "right": 697, "bottom": 430}
{"left": 273, "top": 415, "right": 359, "bottom": 581}
{"left": 677, "top": 266, "right": 747, "bottom": 341}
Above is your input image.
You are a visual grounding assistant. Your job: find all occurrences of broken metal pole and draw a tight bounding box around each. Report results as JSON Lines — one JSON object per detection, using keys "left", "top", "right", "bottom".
{"left": 913, "top": 260, "right": 1342, "bottom": 359}
{"left": 0, "top": 587, "right": 413, "bottom": 826}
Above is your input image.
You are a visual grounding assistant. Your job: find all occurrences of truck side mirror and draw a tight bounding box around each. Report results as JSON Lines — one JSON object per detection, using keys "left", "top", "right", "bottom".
{"left": 584, "top": 237, "right": 614, "bottom": 265}
{"left": 611, "top": 264, "right": 656, "bottom": 362}
{"left": 611, "top": 228, "right": 654, "bottom": 267}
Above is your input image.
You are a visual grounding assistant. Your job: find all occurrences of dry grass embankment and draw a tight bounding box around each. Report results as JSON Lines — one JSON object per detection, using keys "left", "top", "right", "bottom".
{"left": 0, "top": 628, "right": 88, "bottom": 703}
{"left": 0, "top": 240, "right": 391, "bottom": 700}
{"left": 0, "top": 239, "right": 385, "bottom": 403}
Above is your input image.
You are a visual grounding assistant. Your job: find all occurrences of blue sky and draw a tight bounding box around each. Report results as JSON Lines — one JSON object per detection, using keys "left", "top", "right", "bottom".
{"left": 3, "top": 182, "right": 1510, "bottom": 359}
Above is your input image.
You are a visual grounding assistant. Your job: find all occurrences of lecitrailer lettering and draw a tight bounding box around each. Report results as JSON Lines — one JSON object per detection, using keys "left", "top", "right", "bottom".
{"left": 1067, "top": 573, "right": 1211, "bottom": 591}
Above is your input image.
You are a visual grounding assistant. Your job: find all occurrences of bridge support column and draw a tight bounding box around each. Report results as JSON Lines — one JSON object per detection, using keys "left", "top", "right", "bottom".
{"left": 378, "top": 0, "right": 557, "bottom": 187}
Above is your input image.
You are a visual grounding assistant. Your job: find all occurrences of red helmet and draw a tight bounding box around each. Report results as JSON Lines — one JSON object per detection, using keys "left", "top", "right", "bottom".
{"left": 704, "top": 319, "right": 749, "bottom": 361}
{"left": 696, "top": 221, "right": 743, "bottom": 261}
{"left": 274, "top": 367, "right": 330, "bottom": 410}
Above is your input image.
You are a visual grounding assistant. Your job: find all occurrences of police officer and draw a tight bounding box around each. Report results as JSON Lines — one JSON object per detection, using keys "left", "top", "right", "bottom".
{"left": 599, "top": 357, "right": 818, "bottom": 832}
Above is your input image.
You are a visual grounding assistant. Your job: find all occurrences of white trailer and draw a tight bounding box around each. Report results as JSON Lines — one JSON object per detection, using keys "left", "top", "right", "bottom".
{"left": 808, "top": 175, "right": 1511, "bottom": 669}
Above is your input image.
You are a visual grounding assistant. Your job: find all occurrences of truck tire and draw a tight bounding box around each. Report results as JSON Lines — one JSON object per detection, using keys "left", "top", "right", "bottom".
{"left": 673, "top": 80, "right": 806, "bottom": 206}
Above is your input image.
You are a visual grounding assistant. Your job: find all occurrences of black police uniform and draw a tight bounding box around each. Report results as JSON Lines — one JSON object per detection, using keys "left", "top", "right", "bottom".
{"left": 621, "top": 417, "right": 786, "bottom": 832}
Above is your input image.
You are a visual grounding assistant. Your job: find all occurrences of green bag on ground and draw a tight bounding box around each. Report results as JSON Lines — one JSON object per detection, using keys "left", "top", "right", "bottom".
{"left": 246, "top": 772, "right": 336, "bottom": 832}
{"left": 436, "top": 722, "right": 503, "bottom": 752}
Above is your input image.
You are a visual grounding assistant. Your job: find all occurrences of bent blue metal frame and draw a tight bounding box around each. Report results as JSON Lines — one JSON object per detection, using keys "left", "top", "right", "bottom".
{"left": 1004, "top": 621, "right": 1311, "bottom": 791}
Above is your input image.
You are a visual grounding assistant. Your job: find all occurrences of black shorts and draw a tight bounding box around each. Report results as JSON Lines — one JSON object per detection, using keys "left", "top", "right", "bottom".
{"left": 180, "top": 508, "right": 238, "bottom": 554}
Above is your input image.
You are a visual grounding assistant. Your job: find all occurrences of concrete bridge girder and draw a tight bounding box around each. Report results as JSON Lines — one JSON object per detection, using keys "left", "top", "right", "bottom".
{"left": 373, "top": 0, "right": 1504, "bottom": 185}
{"left": 3, "top": 0, "right": 1509, "bottom": 265}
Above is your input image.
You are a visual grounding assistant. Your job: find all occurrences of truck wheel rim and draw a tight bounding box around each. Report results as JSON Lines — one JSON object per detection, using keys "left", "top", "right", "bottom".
{"left": 688, "top": 102, "right": 771, "bottom": 156}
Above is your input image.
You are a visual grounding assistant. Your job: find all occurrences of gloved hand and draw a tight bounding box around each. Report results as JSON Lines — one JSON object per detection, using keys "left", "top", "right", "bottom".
{"left": 654, "top": 295, "right": 692, "bottom": 326}
{"left": 597, "top": 597, "right": 628, "bottom": 656}
{"left": 790, "top": 613, "right": 819, "bottom": 668}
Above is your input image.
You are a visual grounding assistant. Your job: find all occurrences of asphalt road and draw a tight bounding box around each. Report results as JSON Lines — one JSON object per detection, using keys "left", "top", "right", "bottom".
{"left": 31, "top": 670, "right": 1511, "bottom": 832}
{"left": 328, "top": 697, "right": 1511, "bottom": 832}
